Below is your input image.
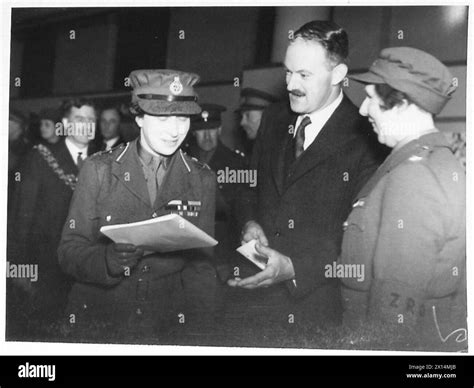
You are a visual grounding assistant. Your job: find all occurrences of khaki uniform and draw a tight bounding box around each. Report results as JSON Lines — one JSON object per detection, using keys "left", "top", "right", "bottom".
{"left": 339, "top": 132, "right": 466, "bottom": 351}
{"left": 58, "top": 139, "right": 218, "bottom": 343}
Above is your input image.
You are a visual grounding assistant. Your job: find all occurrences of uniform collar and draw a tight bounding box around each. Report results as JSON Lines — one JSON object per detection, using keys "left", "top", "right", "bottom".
{"left": 136, "top": 139, "right": 171, "bottom": 169}
{"left": 356, "top": 131, "right": 452, "bottom": 200}
{"left": 384, "top": 131, "right": 451, "bottom": 172}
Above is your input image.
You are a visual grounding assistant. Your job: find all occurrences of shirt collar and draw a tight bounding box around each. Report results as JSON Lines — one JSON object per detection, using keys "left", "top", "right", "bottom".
{"left": 296, "top": 90, "right": 344, "bottom": 130}
{"left": 65, "top": 137, "right": 88, "bottom": 158}
{"left": 137, "top": 140, "right": 171, "bottom": 169}
{"left": 104, "top": 137, "right": 120, "bottom": 150}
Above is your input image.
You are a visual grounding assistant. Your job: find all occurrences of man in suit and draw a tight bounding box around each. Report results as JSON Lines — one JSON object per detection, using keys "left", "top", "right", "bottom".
{"left": 58, "top": 70, "right": 218, "bottom": 344}
{"left": 7, "top": 98, "right": 98, "bottom": 340}
{"left": 228, "top": 20, "right": 388, "bottom": 344}
{"left": 96, "top": 105, "right": 124, "bottom": 151}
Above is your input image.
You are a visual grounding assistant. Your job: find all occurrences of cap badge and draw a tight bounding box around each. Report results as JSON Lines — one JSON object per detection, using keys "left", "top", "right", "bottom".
{"left": 202, "top": 111, "right": 209, "bottom": 122}
{"left": 170, "top": 76, "right": 184, "bottom": 95}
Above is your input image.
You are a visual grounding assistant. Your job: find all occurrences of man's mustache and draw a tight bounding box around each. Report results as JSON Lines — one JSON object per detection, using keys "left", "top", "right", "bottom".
{"left": 289, "top": 90, "right": 305, "bottom": 97}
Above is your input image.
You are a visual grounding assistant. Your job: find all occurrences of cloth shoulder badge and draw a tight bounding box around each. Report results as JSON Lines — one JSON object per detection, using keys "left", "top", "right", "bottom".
{"left": 169, "top": 76, "right": 183, "bottom": 95}
{"left": 34, "top": 144, "right": 78, "bottom": 190}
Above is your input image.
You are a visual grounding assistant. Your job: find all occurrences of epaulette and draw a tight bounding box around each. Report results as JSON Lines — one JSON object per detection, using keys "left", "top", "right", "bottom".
{"left": 408, "top": 145, "right": 431, "bottom": 163}
{"left": 179, "top": 149, "right": 211, "bottom": 172}
{"left": 191, "top": 156, "right": 212, "bottom": 170}
{"left": 89, "top": 142, "right": 127, "bottom": 160}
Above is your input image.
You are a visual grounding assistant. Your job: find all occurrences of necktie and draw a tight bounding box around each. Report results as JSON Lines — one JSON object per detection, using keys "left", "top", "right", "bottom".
{"left": 77, "top": 152, "right": 84, "bottom": 170}
{"left": 148, "top": 157, "right": 166, "bottom": 206}
{"left": 294, "top": 116, "right": 311, "bottom": 159}
{"left": 155, "top": 158, "right": 166, "bottom": 189}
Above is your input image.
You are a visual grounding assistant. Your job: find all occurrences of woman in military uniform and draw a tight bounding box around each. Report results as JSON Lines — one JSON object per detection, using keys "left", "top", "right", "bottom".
{"left": 338, "top": 47, "right": 466, "bottom": 351}
{"left": 58, "top": 70, "right": 218, "bottom": 344}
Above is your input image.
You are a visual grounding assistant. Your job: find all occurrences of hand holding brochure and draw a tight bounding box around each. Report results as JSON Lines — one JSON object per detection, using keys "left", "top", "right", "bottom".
{"left": 100, "top": 213, "right": 218, "bottom": 253}
{"left": 236, "top": 239, "right": 268, "bottom": 270}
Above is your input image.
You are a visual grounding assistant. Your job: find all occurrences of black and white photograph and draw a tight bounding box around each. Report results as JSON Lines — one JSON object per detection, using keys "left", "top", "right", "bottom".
{"left": 3, "top": 3, "right": 469, "bottom": 354}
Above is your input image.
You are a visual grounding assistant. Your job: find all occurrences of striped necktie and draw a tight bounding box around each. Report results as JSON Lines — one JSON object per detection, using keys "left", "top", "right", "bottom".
{"left": 294, "top": 116, "right": 311, "bottom": 159}
{"left": 77, "top": 152, "right": 84, "bottom": 170}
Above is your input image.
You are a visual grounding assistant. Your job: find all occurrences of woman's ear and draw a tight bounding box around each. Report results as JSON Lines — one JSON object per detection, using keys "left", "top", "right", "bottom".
{"left": 135, "top": 116, "right": 144, "bottom": 128}
{"left": 331, "top": 63, "right": 348, "bottom": 86}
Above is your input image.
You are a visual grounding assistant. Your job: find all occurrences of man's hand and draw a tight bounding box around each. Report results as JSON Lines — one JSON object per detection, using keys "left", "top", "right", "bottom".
{"left": 228, "top": 243, "right": 295, "bottom": 289}
{"left": 106, "top": 243, "right": 144, "bottom": 277}
{"left": 241, "top": 220, "right": 269, "bottom": 246}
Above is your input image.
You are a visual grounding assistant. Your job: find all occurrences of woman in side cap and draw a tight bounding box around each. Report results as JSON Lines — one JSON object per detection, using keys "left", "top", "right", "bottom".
{"left": 338, "top": 47, "right": 466, "bottom": 351}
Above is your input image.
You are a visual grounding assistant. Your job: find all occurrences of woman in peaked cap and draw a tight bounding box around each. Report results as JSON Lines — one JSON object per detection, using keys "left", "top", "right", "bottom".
{"left": 338, "top": 47, "right": 466, "bottom": 351}
{"left": 59, "top": 69, "right": 219, "bottom": 344}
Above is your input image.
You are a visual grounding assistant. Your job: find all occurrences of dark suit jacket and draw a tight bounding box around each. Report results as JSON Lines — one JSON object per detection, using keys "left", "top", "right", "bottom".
{"left": 238, "top": 95, "right": 388, "bottom": 326}
{"left": 7, "top": 138, "right": 92, "bottom": 315}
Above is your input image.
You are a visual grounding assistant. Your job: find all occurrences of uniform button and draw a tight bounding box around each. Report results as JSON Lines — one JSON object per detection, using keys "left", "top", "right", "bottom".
{"left": 342, "top": 221, "right": 349, "bottom": 231}
{"left": 83, "top": 304, "right": 87, "bottom": 310}
{"left": 142, "top": 265, "right": 150, "bottom": 273}
{"left": 219, "top": 185, "right": 223, "bottom": 189}
{"left": 353, "top": 200, "right": 365, "bottom": 208}
{"left": 152, "top": 212, "right": 158, "bottom": 218}
{"left": 136, "top": 308, "right": 142, "bottom": 315}
{"left": 106, "top": 215, "right": 111, "bottom": 222}
{"left": 274, "top": 231, "right": 281, "bottom": 237}
{"left": 138, "top": 278, "right": 143, "bottom": 282}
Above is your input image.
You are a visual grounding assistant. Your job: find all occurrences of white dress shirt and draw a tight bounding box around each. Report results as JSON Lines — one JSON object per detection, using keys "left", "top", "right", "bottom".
{"left": 65, "top": 137, "right": 89, "bottom": 165}
{"left": 293, "top": 91, "right": 344, "bottom": 150}
{"left": 104, "top": 136, "right": 120, "bottom": 151}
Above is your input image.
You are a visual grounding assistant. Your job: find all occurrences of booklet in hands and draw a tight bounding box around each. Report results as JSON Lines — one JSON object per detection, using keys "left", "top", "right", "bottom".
{"left": 236, "top": 239, "right": 268, "bottom": 270}
{"left": 100, "top": 214, "right": 218, "bottom": 253}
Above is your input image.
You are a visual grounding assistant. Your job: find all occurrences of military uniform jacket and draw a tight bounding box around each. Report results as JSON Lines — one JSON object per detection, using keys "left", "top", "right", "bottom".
{"left": 58, "top": 139, "right": 217, "bottom": 333}
{"left": 339, "top": 132, "right": 466, "bottom": 351}
{"left": 239, "top": 96, "right": 387, "bottom": 325}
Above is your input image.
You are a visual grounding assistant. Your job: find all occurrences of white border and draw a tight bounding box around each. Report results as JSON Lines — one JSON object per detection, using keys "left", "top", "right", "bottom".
{"left": 0, "top": 0, "right": 472, "bottom": 356}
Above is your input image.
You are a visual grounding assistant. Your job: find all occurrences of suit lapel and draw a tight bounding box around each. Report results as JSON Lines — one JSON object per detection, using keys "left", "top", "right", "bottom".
{"left": 54, "top": 140, "right": 78, "bottom": 175}
{"left": 285, "top": 96, "right": 357, "bottom": 189}
{"left": 272, "top": 114, "right": 297, "bottom": 196}
{"left": 111, "top": 139, "right": 151, "bottom": 207}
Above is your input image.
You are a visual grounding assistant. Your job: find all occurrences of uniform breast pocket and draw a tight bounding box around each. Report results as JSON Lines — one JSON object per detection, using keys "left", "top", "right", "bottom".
{"left": 94, "top": 204, "right": 128, "bottom": 230}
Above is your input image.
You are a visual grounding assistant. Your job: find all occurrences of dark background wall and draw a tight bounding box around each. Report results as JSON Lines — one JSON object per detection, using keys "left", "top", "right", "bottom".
{"left": 9, "top": 6, "right": 468, "bottom": 150}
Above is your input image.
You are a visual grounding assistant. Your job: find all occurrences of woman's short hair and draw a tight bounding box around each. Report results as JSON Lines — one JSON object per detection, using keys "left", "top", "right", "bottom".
{"left": 375, "top": 84, "right": 413, "bottom": 110}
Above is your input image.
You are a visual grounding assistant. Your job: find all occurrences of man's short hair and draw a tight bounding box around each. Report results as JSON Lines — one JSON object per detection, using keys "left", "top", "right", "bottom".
{"left": 61, "top": 98, "right": 97, "bottom": 118}
{"left": 375, "top": 84, "right": 413, "bottom": 111}
{"left": 292, "top": 20, "right": 349, "bottom": 66}
{"left": 101, "top": 105, "right": 122, "bottom": 120}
